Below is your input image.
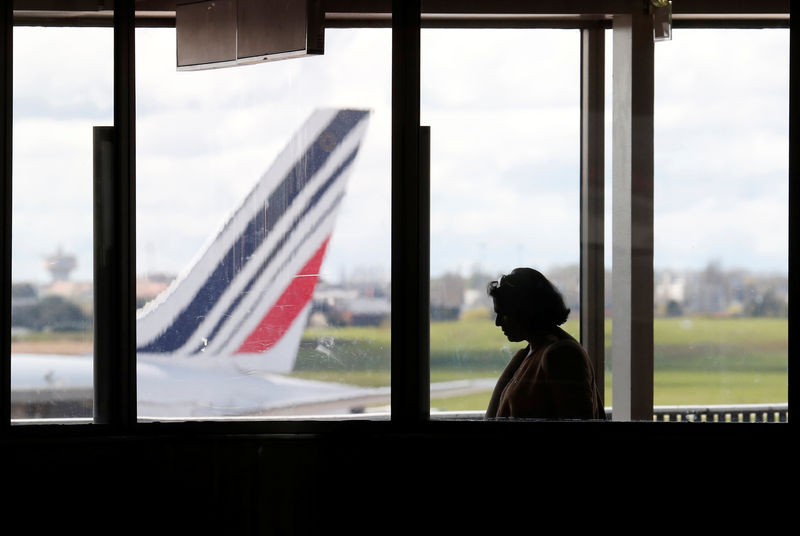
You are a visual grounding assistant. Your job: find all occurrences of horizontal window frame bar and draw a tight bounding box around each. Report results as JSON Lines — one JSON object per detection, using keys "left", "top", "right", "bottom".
{"left": 11, "top": 0, "right": 791, "bottom": 16}
{"left": 11, "top": 1, "right": 791, "bottom": 29}
{"left": 10, "top": 403, "right": 789, "bottom": 426}
{"left": 298, "top": 17, "right": 793, "bottom": 30}
{"left": 11, "top": 16, "right": 791, "bottom": 30}
{"left": 3, "top": 415, "right": 793, "bottom": 444}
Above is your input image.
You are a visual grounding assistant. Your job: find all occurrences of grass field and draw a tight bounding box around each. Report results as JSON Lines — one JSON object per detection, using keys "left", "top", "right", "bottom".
{"left": 12, "top": 315, "right": 788, "bottom": 410}
{"left": 294, "top": 316, "right": 789, "bottom": 409}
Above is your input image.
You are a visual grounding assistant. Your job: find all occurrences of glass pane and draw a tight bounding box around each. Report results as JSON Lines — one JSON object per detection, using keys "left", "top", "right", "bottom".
{"left": 135, "top": 28, "right": 390, "bottom": 420}
{"left": 652, "top": 29, "right": 788, "bottom": 418}
{"left": 422, "top": 30, "right": 582, "bottom": 417}
{"left": 11, "top": 27, "right": 112, "bottom": 419}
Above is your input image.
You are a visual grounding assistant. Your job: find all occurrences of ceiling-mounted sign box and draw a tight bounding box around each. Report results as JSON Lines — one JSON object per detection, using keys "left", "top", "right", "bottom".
{"left": 177, "top": 0, "right": 324, "bottom": 71}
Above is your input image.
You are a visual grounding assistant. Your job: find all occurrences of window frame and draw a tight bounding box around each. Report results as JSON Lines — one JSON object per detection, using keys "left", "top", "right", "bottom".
{"left": 1, "top": 0, "right": 792, "bottom": 437}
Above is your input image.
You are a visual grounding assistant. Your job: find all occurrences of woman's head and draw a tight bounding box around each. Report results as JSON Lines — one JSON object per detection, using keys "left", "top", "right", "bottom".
{"left": 487, "top": 268, "right": 570, "bottom": 339}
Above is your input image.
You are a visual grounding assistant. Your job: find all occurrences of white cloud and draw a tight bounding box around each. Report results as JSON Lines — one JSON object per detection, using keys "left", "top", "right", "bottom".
{"left": 654, "top": 194, "right": 787, "bottom": 272}
{"left": 9, "top": 26, "right": 790, "bottom": 283}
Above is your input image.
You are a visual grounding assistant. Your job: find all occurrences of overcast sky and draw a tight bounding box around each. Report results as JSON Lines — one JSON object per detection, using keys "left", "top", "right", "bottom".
{"left": 11, "top": 26, "right": 789, "bottom": 284}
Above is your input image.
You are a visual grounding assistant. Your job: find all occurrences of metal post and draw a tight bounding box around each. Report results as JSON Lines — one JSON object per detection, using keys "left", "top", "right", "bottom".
{"left": 579, "top": 26, "right": 606, "bottom": 406}
{"left": 1, "top": 1, "right": 12, "bottom": 429}
{"left": 94, "top": 0, "right": 136, "bottom": 426}
{"left": 419, "top": 125, "right": 431, "bottom": 418}
{"left": 93, "top": 126, "right": 119, "bottom": 424}
{"left": 611, "top": 4, "right": 654, "bottom": 421}
{"left": 391, "top": 0, "right": 428, "bottom": 424}
{"left": 788, "top": 9, "right": 796, "bottom": 428}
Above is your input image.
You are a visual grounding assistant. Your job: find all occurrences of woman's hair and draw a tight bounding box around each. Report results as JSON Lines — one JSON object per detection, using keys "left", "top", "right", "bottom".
{"left": 486, "top": 267, "right": 570, "bottom": 327}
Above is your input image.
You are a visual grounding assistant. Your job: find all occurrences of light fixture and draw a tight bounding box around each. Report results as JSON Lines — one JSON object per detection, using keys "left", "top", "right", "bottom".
{"left": 651, "top": 0, "right": 672, "bottom": 42}
{"left": 176, "top": 0, "right": 324, "bottom": 71}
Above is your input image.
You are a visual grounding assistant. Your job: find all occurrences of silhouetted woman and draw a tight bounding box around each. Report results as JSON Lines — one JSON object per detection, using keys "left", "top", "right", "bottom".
{"left": 485, "top": 267, "right": 605, "bottom": 420}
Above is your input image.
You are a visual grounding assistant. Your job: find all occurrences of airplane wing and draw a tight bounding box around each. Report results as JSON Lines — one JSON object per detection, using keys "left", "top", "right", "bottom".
{"left": 11, "top": 352, "right": 497, "bottom": 419}
{"left": 11, "top": 352, "right": 389, "bottom": 418}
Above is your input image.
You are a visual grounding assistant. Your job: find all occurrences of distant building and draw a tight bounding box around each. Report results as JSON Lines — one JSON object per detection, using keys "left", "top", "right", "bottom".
{"left": 312, "top": 281, "right": 390, "bottom": 326}
{"left": 136, "top": 273, "right": 175, "bottom": 304}
{"left": 43, "top": 279, "right": 93, "bottom": 305}
{"left": 430, "top": 273, "right": 464, "bottom": 321}
{"left": 343, "top": 296, "right": 391, "bottom": 326}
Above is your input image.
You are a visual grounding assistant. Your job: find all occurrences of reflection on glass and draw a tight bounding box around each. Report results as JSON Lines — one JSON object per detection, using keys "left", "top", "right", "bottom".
{"left": 652, "top": 29, "right": 788, "bottom": 412}
{"left": 135, "top": 29, "right": 391, "bottom": 420}
{"left": 10, "top": 27, "right": 112, "bottom": 419}
{"left": 422, "top": 30, "right": 581, "bottom": 415}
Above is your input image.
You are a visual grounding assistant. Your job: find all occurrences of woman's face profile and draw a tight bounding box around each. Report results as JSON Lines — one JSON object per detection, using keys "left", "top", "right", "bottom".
{"left": 493, "top": 297, "right": 527, "bottom": 343}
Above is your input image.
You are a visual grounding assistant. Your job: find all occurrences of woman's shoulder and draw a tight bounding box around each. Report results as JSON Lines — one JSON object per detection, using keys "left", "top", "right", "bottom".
{"left": 545, "top": 338, "right": 587, "bottom": 360}
{"left": 539, "top": 326, "right": 582, "bottom": 349}
{"left": 541, "top": 334, "right": 589, "bottom": 377}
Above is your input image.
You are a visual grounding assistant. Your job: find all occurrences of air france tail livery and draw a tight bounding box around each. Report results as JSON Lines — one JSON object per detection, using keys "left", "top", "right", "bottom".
{"left": 12, "top": 108, "right": 384, "bottom": 419}
{"left": 137, "top": 108, "right": 370, "bottom": 374}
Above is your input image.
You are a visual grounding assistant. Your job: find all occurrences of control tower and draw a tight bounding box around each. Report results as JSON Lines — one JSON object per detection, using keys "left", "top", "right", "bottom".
{"left": 44, "top": 247, "right": 77, "bottom": 281}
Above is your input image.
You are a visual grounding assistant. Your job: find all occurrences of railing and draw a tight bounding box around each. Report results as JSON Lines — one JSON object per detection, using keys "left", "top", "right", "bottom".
{"left": 648, "top": 403, "right": 788, "bottom": 423}
{"left": 431, "top": 404, "right": 789, "bottom": 422}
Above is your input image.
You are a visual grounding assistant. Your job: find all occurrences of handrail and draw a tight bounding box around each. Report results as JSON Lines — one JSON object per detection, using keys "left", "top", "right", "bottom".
{"left": 648, "top": 403, "right": 789, "bottom": 422}
{"left": 431, "top": 403, "right": 789, "bottom": 422}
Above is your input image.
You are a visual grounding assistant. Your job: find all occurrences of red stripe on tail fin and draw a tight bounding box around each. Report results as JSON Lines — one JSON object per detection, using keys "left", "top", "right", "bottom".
{"left": 235, "top": 238, "right": 330, "bottom": 354}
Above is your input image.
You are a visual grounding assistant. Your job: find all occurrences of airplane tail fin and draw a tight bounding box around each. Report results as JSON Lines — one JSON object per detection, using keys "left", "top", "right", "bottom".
{"left": 136, "top": 108, "right": 371, "bottom": 373}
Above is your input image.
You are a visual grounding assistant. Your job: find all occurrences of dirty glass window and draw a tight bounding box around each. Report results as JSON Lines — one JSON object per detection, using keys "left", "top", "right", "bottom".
{"left": 421, "top": 29, "right": 581, "bottom": 416}
{"left": 135, "top": 28, "right": 391, "bottom": 420}
{"left": 10, "top": 27, "right": 112, "bottom": 420}
{"left": 651, "top": 29, "right": 788, "bottom": 419}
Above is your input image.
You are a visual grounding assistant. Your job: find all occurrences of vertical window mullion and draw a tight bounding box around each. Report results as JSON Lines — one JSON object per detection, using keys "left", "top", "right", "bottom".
{"left": 1, "top": 2, "right": 12, "bottom": 430}
{"left": 790, "top": 12, "right": 797, "bottom": 418}
{"left": 391, "top": 0, "right": 428, "bottom": 424}
{"left": 611, "top": 10, "right": 654, "bottom": 421}
{"left": 94, "top": 0, "right": 136, "bottom": 427}
{"left": 579, "top": 26, "right": 606, "bottom": 411}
